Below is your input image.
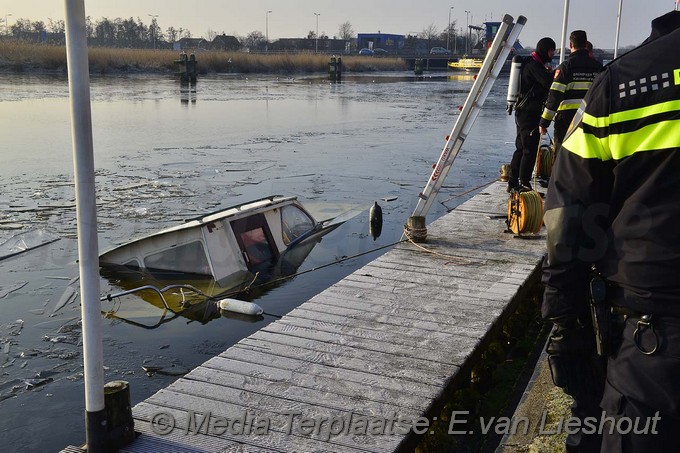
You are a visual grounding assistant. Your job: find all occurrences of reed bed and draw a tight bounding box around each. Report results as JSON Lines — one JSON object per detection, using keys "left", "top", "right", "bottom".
{"left": 0, "top": 40, "right": 407, "bottom": 74}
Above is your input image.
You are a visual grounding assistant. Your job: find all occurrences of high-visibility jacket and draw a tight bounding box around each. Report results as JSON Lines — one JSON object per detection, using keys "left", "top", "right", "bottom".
{"left": 542, "top": 12, "right": 680, "bottom": 319}
{"left": 539, "top": 49, "right": 602, "bottom": 130}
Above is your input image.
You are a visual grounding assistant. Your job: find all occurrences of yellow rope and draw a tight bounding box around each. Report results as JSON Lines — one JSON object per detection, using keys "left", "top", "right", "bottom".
{"left": 403, "top": 228, "right": 478, "bottom": 265}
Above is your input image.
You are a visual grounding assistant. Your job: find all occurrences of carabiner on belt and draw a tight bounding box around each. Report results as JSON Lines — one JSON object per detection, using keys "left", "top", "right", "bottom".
{"left": 633, "top": 314, "right": 659, "bottom": 355}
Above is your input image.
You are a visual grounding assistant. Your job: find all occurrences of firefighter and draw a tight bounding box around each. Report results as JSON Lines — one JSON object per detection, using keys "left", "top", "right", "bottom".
{"left": 542, "top": 10, "right": 680, "bottom": 453}
{"left": 538, "top": 30, "right": 602, "bottom": 154}
{"left": 507, "top": 37, "right": 555, "bottom": 192}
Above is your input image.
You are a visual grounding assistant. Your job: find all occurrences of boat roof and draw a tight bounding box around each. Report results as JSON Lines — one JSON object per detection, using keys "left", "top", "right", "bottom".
{"left": 100, "top": 195, "right": 299, "bottom": 256}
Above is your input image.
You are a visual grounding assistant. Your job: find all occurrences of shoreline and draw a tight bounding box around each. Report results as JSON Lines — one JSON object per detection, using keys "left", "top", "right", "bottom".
{"left": 0, "top": 40, "right": 408, "bottom": 75}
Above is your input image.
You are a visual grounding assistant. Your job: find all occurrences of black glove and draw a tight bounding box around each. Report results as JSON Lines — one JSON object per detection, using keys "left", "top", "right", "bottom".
{"left": 546, "top": 317, "right": 605, "bottom": 400}
{"left": 506, "top": 104, "right": 513, "bottom": 115}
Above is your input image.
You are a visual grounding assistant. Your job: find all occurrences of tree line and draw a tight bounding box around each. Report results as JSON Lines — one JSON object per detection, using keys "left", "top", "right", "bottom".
{"left": 7, "top": 16, "right": 481, "bottom": 52}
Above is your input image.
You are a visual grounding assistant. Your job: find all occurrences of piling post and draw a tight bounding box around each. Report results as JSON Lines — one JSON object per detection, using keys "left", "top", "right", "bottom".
{"left": 414, "top": 58, "right": 423, "bottom": 75}
{"left": 104, "top": 381, "right": 136, "bottom": 449}
{"left": 188, "top": 53, "right": 197, "bottom": 84}
{"left": 64, "top": 0, "right": 106, "bottom": 450}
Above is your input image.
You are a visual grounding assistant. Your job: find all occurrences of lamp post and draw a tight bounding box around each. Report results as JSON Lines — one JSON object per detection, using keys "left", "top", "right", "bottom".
{"left": 266, "top": 10, "right": 272, "bottom": 52}
{"left": 148, "top": 14, "right": 159, "bottom": 49}
{"left": 465, "top": 10, "right": 470, "bottom": 55}
{"left": 4, "top": 13, "right": 11, "bottom": 36}
{"left": 314, "top": 12, "right": 320, "bottom": 53}
{"left": 447, "top": 6, "right": 453, "bottom": 51}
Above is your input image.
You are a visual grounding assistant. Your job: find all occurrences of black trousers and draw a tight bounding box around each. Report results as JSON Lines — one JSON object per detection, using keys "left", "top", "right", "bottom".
{"left": 600, "top": 316, "right": 680, "bottom": 452}
{"left": 510, "top": 109, "right": 541, "bottom": 186}
{"left": 553, "top": 113, "right": 574, "bottom": 154}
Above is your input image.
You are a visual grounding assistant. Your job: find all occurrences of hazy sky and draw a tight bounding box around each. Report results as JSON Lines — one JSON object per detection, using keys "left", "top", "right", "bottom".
{"left": 1, "top": 0, "right": 677, "bottom": 49}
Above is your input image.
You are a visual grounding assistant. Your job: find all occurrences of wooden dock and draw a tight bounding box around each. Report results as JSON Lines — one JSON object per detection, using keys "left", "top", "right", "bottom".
{"left": 86, "top": 181, "right": 547, "bottom": 452}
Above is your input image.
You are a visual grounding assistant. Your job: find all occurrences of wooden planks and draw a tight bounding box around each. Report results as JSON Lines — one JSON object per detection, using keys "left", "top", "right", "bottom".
{"left": 120, "top": 182, "right": 546, "bottom": 452}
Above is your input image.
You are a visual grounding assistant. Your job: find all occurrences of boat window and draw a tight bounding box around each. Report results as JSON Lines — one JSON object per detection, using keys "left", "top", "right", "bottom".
{"left": 238, "top": 228, "right": 274, "bottom": 265}
{"left": 143, "top": 241, "right": 212, "bottom": 278}
{"left": 280, "top": 205, "right": 315, "bottom": 245}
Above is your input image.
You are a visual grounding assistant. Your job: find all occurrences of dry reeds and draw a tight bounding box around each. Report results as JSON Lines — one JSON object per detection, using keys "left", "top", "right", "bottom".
{"left": 0, "top": 40, "right": 408, "bottom": 74}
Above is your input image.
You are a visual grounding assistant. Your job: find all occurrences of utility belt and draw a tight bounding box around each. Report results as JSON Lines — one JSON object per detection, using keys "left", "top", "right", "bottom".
{"left": 590, "top": 276, "right": 660, "bottom": 356}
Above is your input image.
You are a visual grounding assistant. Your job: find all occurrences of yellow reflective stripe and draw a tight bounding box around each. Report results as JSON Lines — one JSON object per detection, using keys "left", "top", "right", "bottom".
{"left": 609, "top": 119, "right": 680, "bottom": 159}
{"left": 550, "top": 81, "right": 567, "bottom": 92}
{"left": 583, "top": 99, "right": 680, "bottom": 128}
{"left": 562, "top": 127, "right": 611, "bottom": 161}
{"left": 675, "top": 68, "right": 680, "bottom": 85}
{"left": 558, "top": 100, "right": 582, "bottom": 111}
{"left": 563, "top": 119, "right": 680, "bottom": 161}
{"left": 566, "top": 81, "right": 592, "bottom": 90}
{"left": 542, "top": 108, "right": 557, "bottom": 121}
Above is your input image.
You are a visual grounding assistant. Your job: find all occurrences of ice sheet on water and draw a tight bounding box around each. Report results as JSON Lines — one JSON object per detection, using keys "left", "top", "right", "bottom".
{"left": 0, "top": 230, "right": 60, "bottom": 262}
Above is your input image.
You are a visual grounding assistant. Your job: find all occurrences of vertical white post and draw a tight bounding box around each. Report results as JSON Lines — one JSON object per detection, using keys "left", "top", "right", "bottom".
{"left": 559, "top": 0, "right": 570, "bottom": 64}
{"left": 64, "top": 0, "right": 106, "bottom": 450}
{"left": 614, "top": 0, "right": 623, "bottom": 59}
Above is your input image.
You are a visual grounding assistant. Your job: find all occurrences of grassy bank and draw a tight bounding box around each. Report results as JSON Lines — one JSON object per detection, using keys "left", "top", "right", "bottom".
{"left": 0, "top": 40, "right": 408, "bottom": 74}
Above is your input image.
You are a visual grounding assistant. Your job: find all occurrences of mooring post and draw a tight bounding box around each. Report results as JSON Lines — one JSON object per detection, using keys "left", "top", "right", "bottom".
{"left": 104, "top": 380, "right": 136, "bottom": 449}
{"left": 329, "top": 56, "right": 336, "bottom": 80}
{"left": 405, "top": 215, "right": 427, "bottom": 242}
{"left": 176, "top": 52, "right": 188, "bottom": 82}
{"left": 188, "top": 53, "right": 197, "bottom": 84}
{"left": 414, "top": 58, "right": 423, "bottom": 75}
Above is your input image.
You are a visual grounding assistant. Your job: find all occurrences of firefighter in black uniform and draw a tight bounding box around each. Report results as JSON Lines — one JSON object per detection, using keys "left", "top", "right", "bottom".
{"left": 538, "top": 30, "right": 602, "bottom": 153}
{"left": 507, "top": 37, "right": 555, "bottom": 192}
{"left": 543, "top": 10, "right": 680, "bottom": 453}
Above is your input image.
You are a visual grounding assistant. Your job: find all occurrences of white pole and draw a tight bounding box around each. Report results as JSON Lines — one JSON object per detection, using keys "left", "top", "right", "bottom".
{"left": 614, "top": 0, "right": 623, "bottom": 59}
{"left": 64, "top": 0, "right": 106, "bottom": 450}
{"left": 314, "top": 12, "right": 320, "bottom": 53}
{"left": 559, "top": 0, "right": 570, "bottom": 64}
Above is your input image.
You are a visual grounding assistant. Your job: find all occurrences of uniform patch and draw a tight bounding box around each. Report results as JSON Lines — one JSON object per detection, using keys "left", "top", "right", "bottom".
{"left": 553, "top": 69, "right": 561, "bottom": 79}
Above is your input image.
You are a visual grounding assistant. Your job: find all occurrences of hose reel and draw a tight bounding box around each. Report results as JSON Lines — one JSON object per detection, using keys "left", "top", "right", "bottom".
{"left": 507, "top": 190, "right": 544, "bottom": 235}
{"left": 536, "top": 143, "right": 555, "bottom": 179}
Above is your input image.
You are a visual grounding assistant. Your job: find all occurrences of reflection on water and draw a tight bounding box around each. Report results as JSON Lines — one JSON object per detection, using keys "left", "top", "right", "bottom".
{"left": 0, "top": 71, "right": 515, "bottom": 451}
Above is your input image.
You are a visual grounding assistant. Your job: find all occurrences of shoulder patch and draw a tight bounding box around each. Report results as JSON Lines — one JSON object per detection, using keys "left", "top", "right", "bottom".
{"left": 553, "top": 69, "right": 561, "bottom": 79}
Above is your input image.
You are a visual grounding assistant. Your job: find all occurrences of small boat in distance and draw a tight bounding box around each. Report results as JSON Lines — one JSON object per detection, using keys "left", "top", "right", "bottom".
{"left": 448, "top": 57, "right": 484, "bottom": 71}
{"left": 99, "top": 195, "right": 342, "bottom": 289}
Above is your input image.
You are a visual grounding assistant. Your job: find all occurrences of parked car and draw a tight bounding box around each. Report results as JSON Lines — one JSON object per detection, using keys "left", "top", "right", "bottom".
{"left": 358, "top": 48, "right": 374, "bottom": 56}
{"left": 430, "top": 47, "right": 451, "bottom": 55}
{"left": 373, "top": 48, "right": 389, "bottom": 56}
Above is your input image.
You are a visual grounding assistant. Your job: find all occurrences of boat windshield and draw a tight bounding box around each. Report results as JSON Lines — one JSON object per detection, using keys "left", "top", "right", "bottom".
{"left": 280, "top": 205, "right": 315, "bottom": 245}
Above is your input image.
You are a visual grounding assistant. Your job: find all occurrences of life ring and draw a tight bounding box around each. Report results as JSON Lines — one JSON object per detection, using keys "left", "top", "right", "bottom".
{"left": 507, "top": 190, "right": 544, "bottom": 234}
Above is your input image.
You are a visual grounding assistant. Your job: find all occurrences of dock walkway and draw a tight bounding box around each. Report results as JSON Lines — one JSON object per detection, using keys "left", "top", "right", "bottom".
{"left": 117, "top": 181, "right": 546, "bottom": 452}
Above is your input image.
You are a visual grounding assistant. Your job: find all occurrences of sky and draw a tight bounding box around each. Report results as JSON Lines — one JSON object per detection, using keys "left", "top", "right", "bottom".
{"left": 1, "top": 0, "right": 677, "bottom": 50}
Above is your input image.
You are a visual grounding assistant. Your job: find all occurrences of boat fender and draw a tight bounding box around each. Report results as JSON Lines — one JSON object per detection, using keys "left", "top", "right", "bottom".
{"left": 369, "top": 201, "right": 383, "bottom": 240}
{"left": 506, "top": 54, "right": 524, "bottom": 115}
{"left": 218, "top": 298, "right": 264, "bottom": 316}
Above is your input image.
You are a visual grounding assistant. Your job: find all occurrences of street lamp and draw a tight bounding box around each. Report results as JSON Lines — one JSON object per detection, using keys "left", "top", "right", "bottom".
{"left": 314, "top": 12, "right": 320, "bottom": 53}
{"left": 447, "top": 6, "right": 453, "bottom": 51}
{"left": 266, "top": 10, "right": 272, "bottom": 52}
{"left": 4, "top": 13, "right": 11, "bottom": 36}
{"left": 148, "top": 14, "right": 159, "bottom": 49}
{"left": 465, "top": 10, "right": 470, "bottom": 55}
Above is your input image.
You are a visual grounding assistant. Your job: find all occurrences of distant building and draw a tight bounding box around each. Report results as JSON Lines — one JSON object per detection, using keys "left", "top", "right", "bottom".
{"left": 356, "top": 33, "right": 405, "bottom": 54}
{"left": 174, "top": 37, "right": 209, "bottom": 51}
{"left": 270, "top": 38, "right": 350, "bottom": 53}
{"left": 210, "top": 34, "right": 241, "bottom": 51}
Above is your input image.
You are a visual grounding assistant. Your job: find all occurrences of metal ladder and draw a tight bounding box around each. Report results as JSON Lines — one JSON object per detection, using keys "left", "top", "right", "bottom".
{"left": 411, "top": 14, "right": 527, "bottom": 220}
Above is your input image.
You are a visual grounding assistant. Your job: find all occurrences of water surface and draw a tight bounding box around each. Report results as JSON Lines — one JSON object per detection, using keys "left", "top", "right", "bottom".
{"left": 0, "top": 71, "right": 515, "bottom": 451}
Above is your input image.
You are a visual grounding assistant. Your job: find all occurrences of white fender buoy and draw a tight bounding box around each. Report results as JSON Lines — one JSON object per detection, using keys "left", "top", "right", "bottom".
{"left": 218, "top": 298, "right": 264, "bottom": 316}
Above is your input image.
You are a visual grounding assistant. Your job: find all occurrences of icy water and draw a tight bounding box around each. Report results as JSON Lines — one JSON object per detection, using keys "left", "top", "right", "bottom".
{"left": 0, "top": 71, "right": 515, "bottom": 451}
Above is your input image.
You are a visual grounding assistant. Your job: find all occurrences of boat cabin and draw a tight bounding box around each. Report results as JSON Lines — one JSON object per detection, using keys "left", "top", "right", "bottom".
{"left": 99, "top": 196, "right": 321, "bottom": 287}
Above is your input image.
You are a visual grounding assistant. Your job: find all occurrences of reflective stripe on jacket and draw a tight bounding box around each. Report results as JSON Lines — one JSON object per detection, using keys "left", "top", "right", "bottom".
{"left": 542, "top": 18, "right": 680, "bottom": 319}
{"left": 539, "top": 49, "right": 602, "bottom": 128}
